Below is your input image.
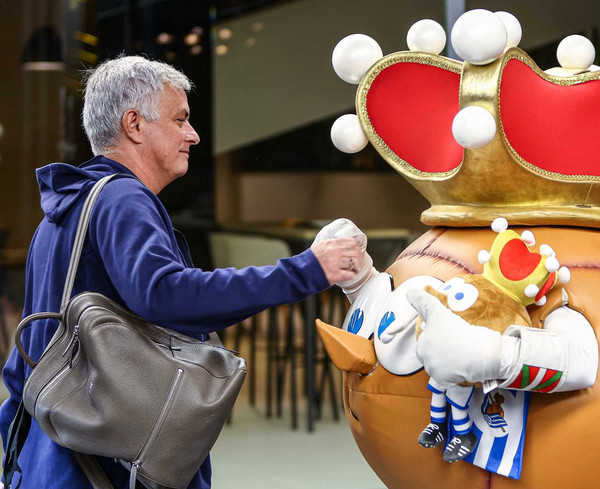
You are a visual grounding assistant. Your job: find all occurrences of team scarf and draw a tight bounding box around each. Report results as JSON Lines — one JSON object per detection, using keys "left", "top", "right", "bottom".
{"left": 448, "top": 388, "right": 530, "bottom": 479}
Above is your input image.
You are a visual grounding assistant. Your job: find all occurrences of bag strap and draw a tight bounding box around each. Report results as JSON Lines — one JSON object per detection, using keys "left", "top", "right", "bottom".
{"left": 60, "top": 174, "right": 125, "bottom": 489}
{"left": 61, "top": 174, "right": 118, "bottom": 311}
{"left": 71, "top": 452, "right": 115, "bottom": 489}
{"left": 3, "top": 401, "right": 31, "bottom": 489}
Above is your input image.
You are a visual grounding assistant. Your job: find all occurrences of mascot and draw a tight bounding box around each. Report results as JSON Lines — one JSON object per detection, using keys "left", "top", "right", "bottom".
{"left": 314, "top": 8, "right": 600, "bottom": 489}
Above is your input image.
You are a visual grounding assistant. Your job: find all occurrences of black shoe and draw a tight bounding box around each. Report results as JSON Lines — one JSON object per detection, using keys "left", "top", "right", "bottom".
{"left": 442, "top": 431, "right": 478, "bottom": 463}
{"left": 418, "top": 422, "right": 447, "bottom": 448}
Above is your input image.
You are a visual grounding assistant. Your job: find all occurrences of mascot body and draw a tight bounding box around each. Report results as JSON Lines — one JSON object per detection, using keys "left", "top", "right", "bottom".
{"left": 318, "top": 9, "right": 600, "bottom": 489}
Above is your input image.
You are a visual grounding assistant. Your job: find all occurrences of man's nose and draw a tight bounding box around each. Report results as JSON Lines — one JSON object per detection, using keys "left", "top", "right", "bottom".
{"left": 185, "top": 122, "right": 200, "bottom": 145}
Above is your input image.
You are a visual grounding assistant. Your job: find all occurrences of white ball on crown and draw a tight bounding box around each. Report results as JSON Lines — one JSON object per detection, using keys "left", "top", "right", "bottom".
{"left": 558, "top": 267, "right": 571, "bottom": 283}
{"left": 332, "top": 34, "right": 383, "bottom": 84}
{"left": 451, "top": 9, "right": 508, "bottom": 65}
{"left": 491, "top": 217, "right": 508, "bottom": 233}
{"left": 452, "top": 106, "right": 497, "bottom": 149}
{"left": 494, "top": 11, "right": 522, "bottom": 48}
{"left": 521, "top": 230, "right": 535, "bottom": 246}
{"left": 406, "top": 19, "right": 446, "bottom": 55}
{"left": 330, "top": 114, "right": 369, "bottom": 153}
{"left": 557, "top": 35, "right": 596, "bottom": 70}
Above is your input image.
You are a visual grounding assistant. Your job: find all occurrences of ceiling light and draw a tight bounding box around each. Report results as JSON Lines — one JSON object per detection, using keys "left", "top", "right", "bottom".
{"left": 218, "top": 28, "right": 233, "bottom": 40}
{"left": 156, "top": 32, "right": 175, "bottom": 45}
{"left": 184, "top": 33, "right": 200, "bottom": 46}
{"left": 21, "top": 25, "right": 65, "bottom": 71}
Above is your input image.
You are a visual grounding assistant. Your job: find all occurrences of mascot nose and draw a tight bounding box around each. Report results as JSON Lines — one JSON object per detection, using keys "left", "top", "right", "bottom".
{"left": 316, "top": 320, "right": 376, "bottom": 374}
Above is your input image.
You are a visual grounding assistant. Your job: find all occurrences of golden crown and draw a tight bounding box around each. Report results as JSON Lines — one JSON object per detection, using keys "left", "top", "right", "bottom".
{"left": 479, "top": 218, "right": 570, "bottom": 306}
{"left": 330, "top": 10, "right": 600, "bottom": 228}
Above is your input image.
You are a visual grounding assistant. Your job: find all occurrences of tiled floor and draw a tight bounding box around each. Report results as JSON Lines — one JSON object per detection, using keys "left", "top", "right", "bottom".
{"left": 211, "top": 317, "right": 385, "bottom": 489}
{"left": 211, "top": 401, "right": 385, "bottom": 489}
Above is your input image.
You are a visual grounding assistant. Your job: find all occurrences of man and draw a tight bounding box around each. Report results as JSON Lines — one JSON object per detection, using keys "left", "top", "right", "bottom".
{"left": 0, "top": 56, "right": 373, "bottom": 488}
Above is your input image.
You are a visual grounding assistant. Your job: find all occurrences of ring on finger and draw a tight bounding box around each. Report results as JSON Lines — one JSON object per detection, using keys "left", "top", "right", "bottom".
{"left": 349, "top": 258, "right": 356, "bottom": 271}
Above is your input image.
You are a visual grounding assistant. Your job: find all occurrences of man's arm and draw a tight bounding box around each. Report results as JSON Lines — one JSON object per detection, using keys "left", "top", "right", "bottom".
{"left": 89, "top": 180, "right": 357, "bottom": 334}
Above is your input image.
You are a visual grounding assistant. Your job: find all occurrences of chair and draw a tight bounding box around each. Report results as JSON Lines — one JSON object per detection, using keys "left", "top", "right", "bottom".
{"left": 208, "top": 232, "right": 294, "bottom": 416}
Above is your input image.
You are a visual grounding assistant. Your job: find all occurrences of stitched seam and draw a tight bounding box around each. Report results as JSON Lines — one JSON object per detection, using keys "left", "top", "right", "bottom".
{"left": 347, "top": 386, "right": 430, "bottom": 400}
{"left": 399, "top": 250, "right": 473, "bottom": 274}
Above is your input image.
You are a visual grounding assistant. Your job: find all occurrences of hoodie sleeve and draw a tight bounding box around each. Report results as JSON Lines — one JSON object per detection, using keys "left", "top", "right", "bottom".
{"left": 88, "top": 178, "right": 330, "bottom": 334}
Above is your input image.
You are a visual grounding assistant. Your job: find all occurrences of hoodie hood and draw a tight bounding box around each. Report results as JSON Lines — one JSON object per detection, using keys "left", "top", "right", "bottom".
{"left": 36, "top": 155, "right": 135, "bottom": 224}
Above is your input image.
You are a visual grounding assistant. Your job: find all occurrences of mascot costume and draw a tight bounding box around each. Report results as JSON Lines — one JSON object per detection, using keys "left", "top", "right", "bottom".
{"left": 314, "top": 9, "right": 600, "bottom": 489}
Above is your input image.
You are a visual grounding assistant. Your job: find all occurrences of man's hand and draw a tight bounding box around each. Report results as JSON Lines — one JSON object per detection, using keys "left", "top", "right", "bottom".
{"left": 313, "top": 218, "right": 367, "bottom": 252}
{"left": 312, "top": 219, "right": 376, "bottom": 299}
{"left": 406, "top": 288, "right": 502, "bottom": 389}
{"left": 311, "top": 238, "right": 362, "bottom": 285}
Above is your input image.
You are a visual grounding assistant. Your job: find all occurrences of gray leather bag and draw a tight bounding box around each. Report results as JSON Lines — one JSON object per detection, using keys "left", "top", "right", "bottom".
{"left": 10, "top": 175, "right": 247, "bottom": 489}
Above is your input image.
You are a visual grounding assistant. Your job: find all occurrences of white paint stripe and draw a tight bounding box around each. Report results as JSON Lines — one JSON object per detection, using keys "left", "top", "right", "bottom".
{"left": 472, "top": 428, "right": 495, "bottom": 467}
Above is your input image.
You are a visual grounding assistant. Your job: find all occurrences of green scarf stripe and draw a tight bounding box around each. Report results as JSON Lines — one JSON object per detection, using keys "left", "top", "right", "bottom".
{"left": 520, "top": 365, "right": 531, "bottom": 389}
{"left": 534, "top": 371, "right": 563, "bottom": 391}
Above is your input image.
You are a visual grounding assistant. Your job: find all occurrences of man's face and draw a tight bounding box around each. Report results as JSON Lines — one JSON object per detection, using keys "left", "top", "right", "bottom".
{"left": 142, "top": 85, "right": 199, "bottom": 189}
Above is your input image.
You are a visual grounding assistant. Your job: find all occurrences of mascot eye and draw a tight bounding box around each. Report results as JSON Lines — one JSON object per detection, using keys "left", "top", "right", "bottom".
{"left": 439, "top": 277, "right": 466, "bottom": 294}
{"left": 446, "top": 282, "right": 479, "bottom": 312}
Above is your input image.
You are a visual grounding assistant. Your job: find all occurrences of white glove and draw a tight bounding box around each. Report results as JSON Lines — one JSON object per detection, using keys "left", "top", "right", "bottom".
{"left": 406, "top": 288, "right": 513, "bottom": 390}
{"left": 374, "top": 276, "right": 443, "bottom": 376}
{"left": 313, "top": 218, "right": 376, "bottom": 301}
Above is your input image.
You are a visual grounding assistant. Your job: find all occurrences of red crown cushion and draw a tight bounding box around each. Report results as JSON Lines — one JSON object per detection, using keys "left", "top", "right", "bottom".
{"left": 500, "top": 58, "right": 600, "bottom": 177}
{"left": 365, "top": 61, "right": 463, "bottom": 174}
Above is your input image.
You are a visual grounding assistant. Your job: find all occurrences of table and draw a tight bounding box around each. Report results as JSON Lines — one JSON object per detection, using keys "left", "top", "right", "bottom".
{"left": 222, "top": 222, "right": 410, "bottom": 431}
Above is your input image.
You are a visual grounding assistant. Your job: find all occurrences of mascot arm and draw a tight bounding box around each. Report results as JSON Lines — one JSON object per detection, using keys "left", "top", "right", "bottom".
{"left": 408, "top": 288, "right": 598, "bottom": 392}
{"left": 498, "top": 306, "right": 598, "bottom": 392}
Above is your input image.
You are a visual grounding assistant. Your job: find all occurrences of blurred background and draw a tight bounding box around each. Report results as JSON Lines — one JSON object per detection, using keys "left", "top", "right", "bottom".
{"left": 1, "top": 1, "right": 599, "bottom": 487}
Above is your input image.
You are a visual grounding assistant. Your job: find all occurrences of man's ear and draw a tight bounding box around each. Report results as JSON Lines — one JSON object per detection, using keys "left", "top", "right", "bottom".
{"left": 122, "top": 109, "right": 144, "bottom": 144}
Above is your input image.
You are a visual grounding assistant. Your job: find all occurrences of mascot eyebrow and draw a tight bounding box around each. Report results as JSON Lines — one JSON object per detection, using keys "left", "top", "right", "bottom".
{"left": 416, "top": 217, "right": 570, "bottom": 463}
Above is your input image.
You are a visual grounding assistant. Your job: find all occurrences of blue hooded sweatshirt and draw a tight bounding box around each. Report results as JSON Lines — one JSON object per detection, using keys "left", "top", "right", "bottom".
{"left": 0, "top": 155, "right": 330, "bottom": 488}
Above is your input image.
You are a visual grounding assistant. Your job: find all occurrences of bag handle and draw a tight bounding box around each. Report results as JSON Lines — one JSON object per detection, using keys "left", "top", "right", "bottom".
{"left": 15, "top": 312, "right": 63, "bottom": 368}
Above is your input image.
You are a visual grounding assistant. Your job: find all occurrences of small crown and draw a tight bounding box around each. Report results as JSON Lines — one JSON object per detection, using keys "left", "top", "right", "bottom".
{"left": 330, "top": 10, "right": 600, "bottom": 228}
{"left": 478, "top": 218, "right": 570, "bottom": 306}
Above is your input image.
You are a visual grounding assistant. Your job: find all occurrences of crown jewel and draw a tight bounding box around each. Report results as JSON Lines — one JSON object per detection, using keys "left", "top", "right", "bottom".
{"left": 330, "top": 10, "right": 600, "bottom": 228}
